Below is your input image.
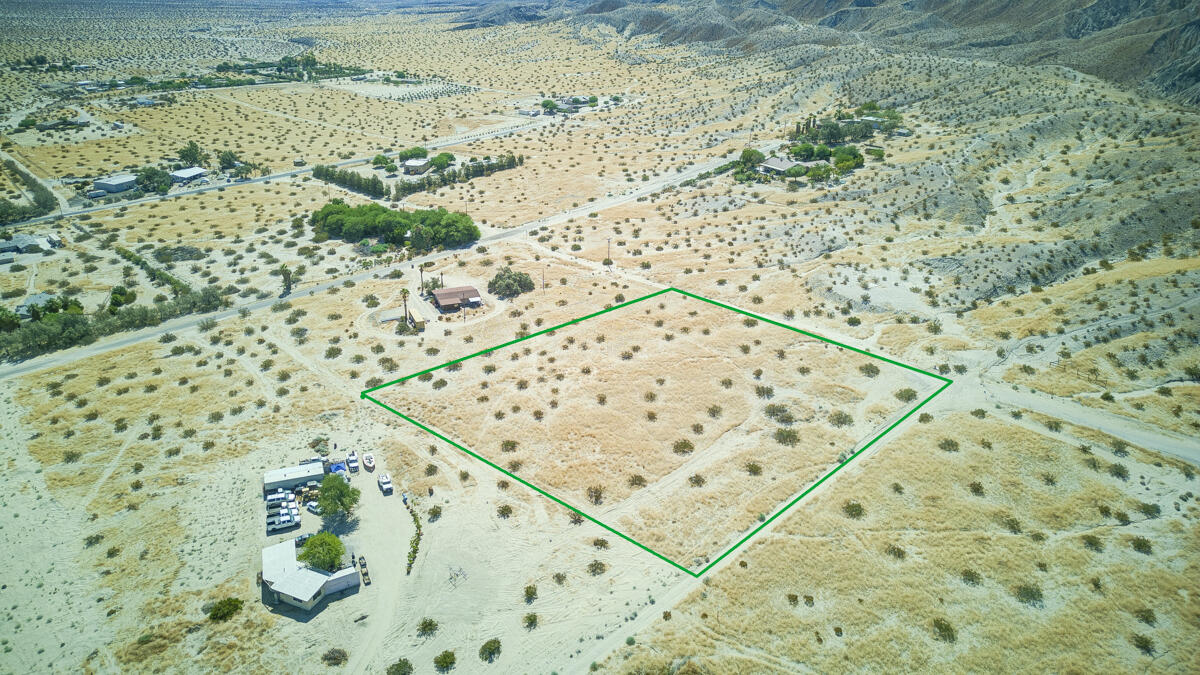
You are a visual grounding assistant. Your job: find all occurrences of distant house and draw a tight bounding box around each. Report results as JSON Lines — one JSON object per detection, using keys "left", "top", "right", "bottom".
{"left": 0, "top": 253, "right": 14, "bottom": 265}
{"left": 2, "top": 233, "right": 55, "bottom": 253}
{"left": 293, "top": 157, "right": 306, "bottom": 167}
{"left": 170, "top": 167, "right": 206, "bottom": 183}
{"left": 94, "top": 173, "right": 138, "bottom": 193}
{"left": 261, "top": 540, "right": 359, "bottom": 612}
{"left": 263, "top": 462, "right": 326, "bottom": 493}
{"left": 431, "top": 285, "right": 482, "bottom": 311}
{"left": 861, "top": 115, "right": 886, "bottom": 129}
{"left": 517, "top": 109, "right": 540, "bottom": 117}
{"left": 758, "top": 157, "right": 800, "bottom": 175}
{"left": 893, "top": 128, "right": 912, "bottom": 136}
{"left": 15, "top": 292, "right": 55, "bottom": 319}
{"left": 403, "top": 158, "right": 431, "bottom": 175}
{"left": 134, "top": 97, "right": 156, "bottom": 106}
{"left": 86, "top": 190, "right": 107, "bottom": 199}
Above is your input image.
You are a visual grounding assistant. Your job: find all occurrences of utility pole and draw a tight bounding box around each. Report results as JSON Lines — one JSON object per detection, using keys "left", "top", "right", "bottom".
{"left": 607, "top": 238, "right": 611, "bottom": 260}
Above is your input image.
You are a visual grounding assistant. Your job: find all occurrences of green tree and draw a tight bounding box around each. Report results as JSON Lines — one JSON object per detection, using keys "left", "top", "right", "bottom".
{"left": 791, "top": 143, "right": 814, "bottom": 160}
{"left": 177, "top": 140, "right": 210, "bottom": 167}
{"left": 540, "top": 99, "right": 558, "bottom": 112}
{"left": 739, "top": 148, "right": 765, "bottom": 167}
{"left": 297, "top": 531, "right": 345, "bottom": 572}
{"left": 430, "top": 152, "right": 455, "bottom": 171}
{"left": 317, "top": 473, "right": 361, "bottom": 516}
{"left": 0, "top": 307, "right": 19, "bottom": 333}
{"left": 487, "top": 267, "right": 534, "bottom": 298}
{"left": 279, "top": 264, "right": 293, "bottom": 295}
{"left": 136, "top": 166, "right": 172, "bottom": 194}
{"left": 478, "top": 638, "right": 501, "bottom": 663}
{"left": 217, "top": 150, "right": 240, "bottom": 170}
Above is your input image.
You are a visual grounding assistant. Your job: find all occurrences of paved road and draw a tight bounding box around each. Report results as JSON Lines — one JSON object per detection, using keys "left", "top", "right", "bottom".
{"left": 0, "top": 146, "right": 767, "bottom": 382}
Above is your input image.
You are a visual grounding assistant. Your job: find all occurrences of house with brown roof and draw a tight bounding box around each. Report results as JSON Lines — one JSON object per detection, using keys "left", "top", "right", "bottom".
{"left": 431, "top": 285, "right": 482, "bottom": 311}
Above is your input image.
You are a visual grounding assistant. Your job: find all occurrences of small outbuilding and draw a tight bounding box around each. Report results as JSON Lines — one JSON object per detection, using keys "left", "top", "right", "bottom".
{"left": 170, "top": 167, "right": 206, "bottom": 183}
{"left": 431, "top": 285, "right": 482, "bottom": 311}
{"left": 404, "top": 158, "right": 431, "bottom": 175}
{"left": 263, "top": 462, "right": 325, "bottom": 493}
{"left": 758, "top": 157, "right": 800, "bottom": 175}
{"left": 15, "top": 292, "right": 55, "bottom": 319}
{"left": 94, "top": 174, "right": 138, "bottom": 193}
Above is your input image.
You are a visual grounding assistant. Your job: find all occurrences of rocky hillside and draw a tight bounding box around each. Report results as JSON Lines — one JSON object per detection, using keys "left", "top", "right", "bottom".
{"left": 452, "top": 0, "right": 1200, "bottom": 103}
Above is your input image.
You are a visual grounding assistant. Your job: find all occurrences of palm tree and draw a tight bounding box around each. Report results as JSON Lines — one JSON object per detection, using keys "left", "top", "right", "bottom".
{"left": 400, "top": 288, "right": 410, "bottom": 324}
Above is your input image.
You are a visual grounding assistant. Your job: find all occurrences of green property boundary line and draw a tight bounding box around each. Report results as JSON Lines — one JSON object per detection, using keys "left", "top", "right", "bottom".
{"left": 361, "top": 287, "right": 952, "bottom": 577}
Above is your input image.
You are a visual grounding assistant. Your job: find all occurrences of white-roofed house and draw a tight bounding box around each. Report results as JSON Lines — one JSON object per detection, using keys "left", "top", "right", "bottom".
{"left": 170, "top": 166, "right": 206, "bottom": 183}
{"left": 261, "top": 540, "right": 359, "bottom": 611}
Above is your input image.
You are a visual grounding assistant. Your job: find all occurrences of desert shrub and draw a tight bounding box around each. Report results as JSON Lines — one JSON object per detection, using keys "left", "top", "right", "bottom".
{"left": 961, "top": 569, "right": 981, "bottom": 585}
{"left": 894, "top": 388, "right": 917, "bottom": 402}
{"left": 672, "top": 439, "right": 694, "bottom": 454}
{"left": 478, "top": 638, "right": 501, "bottom": 663}
{"left": 1136, "top": 502, "right": 1160, "bottom": 518}
{"left": 417, "top": 617, "right": 438, "bottom": 636}
{"left": 829, "top": 411, "right": 853, "bottom": 427}
{"left": 1014, "top": 584, "right": 1043, "bottom": 606}
{"left": 1108, "top": 463, "right": 1129, "bottom": 480}
{"left": 1081, "top": 534, "right": 1103, "bottom": 552}
{"left": 1133, "top": 608, "right": 1156, "bottom": 626}
{"left": 746, "top": 462, "right": 762, "bottom": 476}
{"left": 207, "top": 597, "right": 243, "bottom": 622}
{"left": 688, "top": 474, "right": 706, "bottom": 487}
{"left": 968, "top": 482, "right": 984, "bottom": 496}
{"left": 387, "top": 659, "right": 414, "bottom": 675}
{"left": 1131, "top": 634, "right": 1154, "bottom": 655}
{"left": 84, "top": 533, "right": 104, "bottom": 547}
{"left": 842, "top": 501, "right": 864, "bottom": 519}
{"left": 586, "top": 485, "right": 604, "bottom": 504}
{"left": 588, "top": 559, "right": 607, "bottom": 575}
{"left": 1002, "top": 517, "right": 1022, "bottom": 534}
{"left": 425, "top": 463, "right": 438, "bottom": 476}
{"left": 859, "top": 363, "right": 880, "bottom": 377}
{"left": 322, "top": 648, "right": 349, "bottom": 666}
{"left": 931, "top": 618, "right": 956, "bottom": 643}
{"left": 884, "top": 544, "right": 906, "bottom": 560}
{"left": 433, "top": 650, "right": 456, "bottom": 672}
{"left": 553, "top": 572, "right": 566, "bottom": 584}
{"left": 63, "top": 450, "right": 81, "bottom": 463}
{"left": 497, "top": 505, "right": 512, "bottom": 518}
{"left": 755, "top": 385, "right": 774, "bottom": 398}
{"left": 524, "top": 585, "right": 537, "bottom": 603}
{"left": 593, "top": 538, "right": 609, "bottom": 549}
{"left": 428, "top": 505, "right": 442, "bottom": 521}
{"left": 774, "top": 428, "right": 799, "bottom": 446}
{"left": 1130, "top": 537, "right": 1152, "bottom": 554}
{"left": 938, "top": 438, "right": 960, "bottom": 452}
{"left": 524, "top": 613, "right": 538, "bottom": 629}
{"left": 707, "top": 405, "right": 722, "bottom": 418}
{"left": 628, "top": 474, "right": 647, "bottom": 487}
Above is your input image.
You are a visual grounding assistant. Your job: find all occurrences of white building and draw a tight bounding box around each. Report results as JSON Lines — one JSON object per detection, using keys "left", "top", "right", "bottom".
{"left": 170, "top": 167, "right": 206, "bottom": 183}
{"left": 94, "top": 174, "right": 138, "bottom": 193}
{"left": 261, "top": 540, "right": 359, "bottom": 611}
{"left": 263, "top": 462, "right": 325, "bottom": 493}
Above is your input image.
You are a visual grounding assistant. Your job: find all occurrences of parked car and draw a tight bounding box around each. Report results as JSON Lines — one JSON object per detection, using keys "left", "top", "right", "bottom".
{"left": 295, "top": 533, "right": 313, "bottom": 547}
{"left": 347, "top": 452, "right": 360, "bottom": 473}
{"left": 306, "top": 501, "right": 323, "bottom": 515}
{"left": 377, "top": 473, "right": 393, "bottom": 494}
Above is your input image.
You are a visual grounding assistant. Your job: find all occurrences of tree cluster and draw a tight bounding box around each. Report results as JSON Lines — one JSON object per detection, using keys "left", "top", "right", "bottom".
{"left": 309, "top": 199, "right": 480, "bottom": 254}
{"left": 390, "top": 153, "right": 522, "bottom": 200}
{"left": 0, "top": 160, "right": 56, "bottom": 224}
{"left": 312, "top": 164, "right": 388, "bottom": 199}
{"left": 487, "top": 267, "right": 535, "bottom": 298}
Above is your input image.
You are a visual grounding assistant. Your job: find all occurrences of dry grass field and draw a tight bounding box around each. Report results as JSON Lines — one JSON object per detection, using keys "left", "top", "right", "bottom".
{"left": 0, "top": 2, "right": 1197, "bottom": 674}
{"left": 376, "top": 290, "right": 942, "bottom": 569}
